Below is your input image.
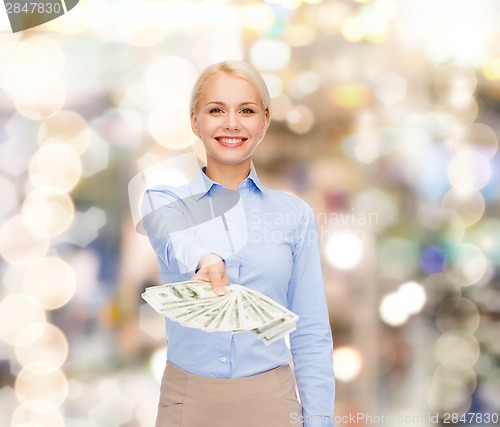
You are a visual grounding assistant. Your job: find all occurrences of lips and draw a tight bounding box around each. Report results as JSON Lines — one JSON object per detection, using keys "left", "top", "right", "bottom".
{"left": 215, "top": 136, "right": 248, "bottom": 148}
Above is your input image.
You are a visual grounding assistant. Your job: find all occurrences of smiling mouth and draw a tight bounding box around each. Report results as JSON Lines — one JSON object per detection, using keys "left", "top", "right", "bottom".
{"left": 215, "top": 137, "right": 248, "bottom": 147}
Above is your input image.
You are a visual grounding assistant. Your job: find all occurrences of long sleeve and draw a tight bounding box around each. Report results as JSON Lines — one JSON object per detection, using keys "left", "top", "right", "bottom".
{"left": 286, "top": 205, "right": 335, "bottom": 427}
{"left": 141, "top": 187, "right": 210, "bottom": 278}
{"left": 141, "top": 183, "right": 247, "bottom": 281}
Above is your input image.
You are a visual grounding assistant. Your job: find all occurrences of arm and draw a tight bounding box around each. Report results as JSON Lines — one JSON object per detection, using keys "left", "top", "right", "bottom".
{"left": 141, "top": 188, "right": 228, "bottom": 294}
{"left": 286, "top": 206, "right": 335, "bottom": 427}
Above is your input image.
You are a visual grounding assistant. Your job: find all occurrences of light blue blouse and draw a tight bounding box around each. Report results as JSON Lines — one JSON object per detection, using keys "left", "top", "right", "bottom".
{"left": 142, "top": 167, "right": 335, "bottom": 427}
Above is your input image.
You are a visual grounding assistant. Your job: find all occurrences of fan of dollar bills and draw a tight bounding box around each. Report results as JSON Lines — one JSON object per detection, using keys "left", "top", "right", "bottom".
{"left": 141, "top": 280, "right": 299, "bottom": 345}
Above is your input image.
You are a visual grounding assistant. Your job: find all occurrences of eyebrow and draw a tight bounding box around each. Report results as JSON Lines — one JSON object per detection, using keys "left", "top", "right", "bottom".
{"left": 205, "top": 101, "right": 259, "bottom": 107}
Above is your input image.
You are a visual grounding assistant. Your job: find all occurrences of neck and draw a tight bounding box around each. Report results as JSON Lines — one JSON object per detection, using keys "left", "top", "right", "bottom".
{"left": 205, "top": 159, "right": 252, "bottom": 190}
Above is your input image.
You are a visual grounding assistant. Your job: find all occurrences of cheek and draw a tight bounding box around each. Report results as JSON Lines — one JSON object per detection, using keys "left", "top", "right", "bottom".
{"left": 200, "top": 118, "right": 220, "bottom": 134}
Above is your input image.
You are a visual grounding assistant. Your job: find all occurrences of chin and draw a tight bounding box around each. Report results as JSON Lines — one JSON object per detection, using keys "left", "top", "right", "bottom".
{"left": 210, "top": 154, "right": 252, "bottom": 166}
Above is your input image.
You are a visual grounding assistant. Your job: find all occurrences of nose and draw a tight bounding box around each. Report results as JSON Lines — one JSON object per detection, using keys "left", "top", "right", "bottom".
{"left": 224, "top": 111, "right": 240, "bottom": 131}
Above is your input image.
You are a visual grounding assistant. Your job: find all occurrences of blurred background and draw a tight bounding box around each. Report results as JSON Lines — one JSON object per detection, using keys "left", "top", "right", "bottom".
{"left": 1, "top": 0, "right": 500, "bottom": 426}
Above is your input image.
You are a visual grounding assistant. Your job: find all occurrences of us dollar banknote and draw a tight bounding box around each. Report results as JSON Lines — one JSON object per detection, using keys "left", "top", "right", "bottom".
{"left": 142, "top": 280, "right": 298, "bottom": 345}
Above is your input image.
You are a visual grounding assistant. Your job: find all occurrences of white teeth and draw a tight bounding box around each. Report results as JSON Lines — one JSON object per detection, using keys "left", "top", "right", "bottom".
{"left": 219, "top": 138, "right": 243, "bottom": 144}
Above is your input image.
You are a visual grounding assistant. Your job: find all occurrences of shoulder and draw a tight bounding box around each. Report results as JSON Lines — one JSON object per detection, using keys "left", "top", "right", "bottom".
{"left": 260, "top": 187, "right": 316, "bottom": 230}
{"left": 144, "top": 182, "right": 192, "bottom": 201}
{"left": 264, "top": 187, "right": 313, "bottom": 215}
{"left": 141, "top": 183, "right": 194, "bottom": 219}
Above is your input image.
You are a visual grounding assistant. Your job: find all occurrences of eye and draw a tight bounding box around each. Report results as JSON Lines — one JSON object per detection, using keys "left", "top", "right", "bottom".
{"left": 240, "top": 108, "right": 255, "bottom": 114}
{"left": 209, "top": 108, "right": 223, "bottom": 114}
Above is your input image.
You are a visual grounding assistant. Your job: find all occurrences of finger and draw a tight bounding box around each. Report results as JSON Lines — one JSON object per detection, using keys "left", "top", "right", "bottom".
{"left": 192, "top": 266, "right": 227, "bottom": 296}
{"left": 208, "top": 270, "right": 226, "bottom": 296}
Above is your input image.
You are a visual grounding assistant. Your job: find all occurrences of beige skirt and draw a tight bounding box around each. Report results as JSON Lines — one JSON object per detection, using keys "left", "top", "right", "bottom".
{"left": 155, "top": 361, "right": 304, "bottom": 427}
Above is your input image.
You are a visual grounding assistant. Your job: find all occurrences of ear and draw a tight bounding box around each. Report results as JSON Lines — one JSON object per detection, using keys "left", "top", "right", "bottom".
{"left": 260, "top": 108, "right": 270, "bottom": 138}
{"left": 190, "top": 110, "right": 200, "bottom": 137}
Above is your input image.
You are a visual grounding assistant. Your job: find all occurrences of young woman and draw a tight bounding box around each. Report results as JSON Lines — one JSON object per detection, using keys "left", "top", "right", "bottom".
{"left": 143, "top": 61, "right": 335, "bottom": 427}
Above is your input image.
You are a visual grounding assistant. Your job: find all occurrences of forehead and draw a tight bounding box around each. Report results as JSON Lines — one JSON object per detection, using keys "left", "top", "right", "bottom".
{"left": 201, "top": 73, "right": 261, "bottom": 103}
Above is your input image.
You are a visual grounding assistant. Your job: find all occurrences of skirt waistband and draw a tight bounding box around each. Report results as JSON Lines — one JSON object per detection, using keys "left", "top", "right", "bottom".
{"left": 165, "top": 360, "right": 293, "bottom": 387}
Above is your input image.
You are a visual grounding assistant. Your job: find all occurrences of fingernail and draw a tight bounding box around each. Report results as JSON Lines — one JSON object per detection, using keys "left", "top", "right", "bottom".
{"left": 216, "top": 288, "right": 225, "bottom": 296}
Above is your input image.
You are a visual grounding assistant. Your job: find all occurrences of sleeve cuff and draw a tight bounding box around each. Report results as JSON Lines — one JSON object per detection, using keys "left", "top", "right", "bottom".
{"left": 194, "top": 253, "right": 226, "bottom": 273}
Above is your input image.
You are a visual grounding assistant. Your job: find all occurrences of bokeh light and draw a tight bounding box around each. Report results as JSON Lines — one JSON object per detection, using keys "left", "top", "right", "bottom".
{"left": 375, "top": 73, "right": 407, "bottom": 106}
{"left": 112, "top": 0, "right": 168, "bottom": 47}
{"left": 23, "top": 256, "right": 77, "bottom": 310}
{"left": 435, "top": 297, "right": 480, "bottom": 335}
{"left": 286, "top": 105, "right": 315, "bottom": 134}
{"left": 262, "top": 73, "right": 284, "bottom": 98}
{"left": 0, "top": 215, "right": 50, "bottom": 267}
{"left": 38, "top": 110, "right": 91, "bottom": 155}
{"left": 420, "top": 245, "right": 446, "bottom": 275}
{"left": 469, "top": 218, "right": 500, "bottom": 265}
{"left": 289, "top": 71, "right": 321, "bottom": 97}
{"left": 329, "top": 83, "right": 371, "bottom": 109}
{"left": 379, "top": 281, "right": 426, "bottom": 326}
{"left": 28, "top": 143, "right": 82, "bottom": 195}
{"left": 324, "top": 232, "right": 364, "bottom": 270}
{"left": 15, "top": 322, "right": 69, "bottom": 370}
{"left": 250, "top": 39, "right": 291, "bottom": 71}
{"left": 432, "top": 64, "right": 477, "bottom": 108}
{"left": 0, "top": 36, "right": 64, "bottom": 100}
{"left": 420, "top": 208, "right": 465, "bottom": 246}
{"left": 436, "top": 332, "right": 480, "bottom": 367}
{"left": 143, "top": 56, "right": 197, "bottom": 104}
{"left": 21, "top": 192, "right": 75, "bottom": 238}
{"left": 0, "top": 294, "right": 46, "bottom": 346}
{"left": 148, "top": 99, "right": 196, "bottom": 149}
{"left": 11, "top": 402, "right": 65, "bottom": 427}
{"left": 447, "top": 149, "right": 491, "bottom": 192}
{"left": 459, "top": 122, "right": 498, "bottom": 159}
{"left": 242, "top": 3, "right": 275, "bottom": 31}
{"left": 284, "top": 24, "right": 317, "bottom": 47}
{"left": 482, "top": 55, "right": 500, "bottom": 80}
{"left": 441, "top": 188, "right": 485, "bottom": 227}
{"left": 444, "top": 243, "right": 489, "bottom": 287}
{"left": 15, "top": 363, "right": 68, "bottom": 410}
{"left": 428, "top": 367, "right": 473, "bottom": 414}
{"left": 398, "top": 281, "right": 427, "bottom": 314}
{"left": 340, "top": 4, "right": 391, "bottom": 43}
{"left": 266, "top": 0, "right": 303, "bottom": 10}
{"left": 333, "top": 346, "right": 362, "bottom": 382}
{"left": 13, "top": 81, "right": 66, "bottom": 121}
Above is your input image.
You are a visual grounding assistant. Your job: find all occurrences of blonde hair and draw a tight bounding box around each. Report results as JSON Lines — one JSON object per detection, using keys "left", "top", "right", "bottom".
{"left": 190, "top": 60, "right": 271, "bottom": 115}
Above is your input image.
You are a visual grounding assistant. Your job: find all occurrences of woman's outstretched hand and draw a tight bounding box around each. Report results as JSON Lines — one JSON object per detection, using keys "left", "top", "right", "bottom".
{"left": 193, "top": 253, "right": 229, "bottom": 296}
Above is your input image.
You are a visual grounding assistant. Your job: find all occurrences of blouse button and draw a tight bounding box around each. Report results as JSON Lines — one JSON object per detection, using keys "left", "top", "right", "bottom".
{"left": 220, "top": 357, "right": 227, "bottom": 363}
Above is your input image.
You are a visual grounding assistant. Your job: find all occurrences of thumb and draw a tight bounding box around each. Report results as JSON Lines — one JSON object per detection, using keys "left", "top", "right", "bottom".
{"left": 209, "top": 272, "right": 226, "bottom": 296}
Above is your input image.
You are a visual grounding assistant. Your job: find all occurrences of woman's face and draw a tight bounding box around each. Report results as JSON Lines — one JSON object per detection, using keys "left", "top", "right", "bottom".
{"left": 190, "top": 73, "right": 270, "bottom": 169}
